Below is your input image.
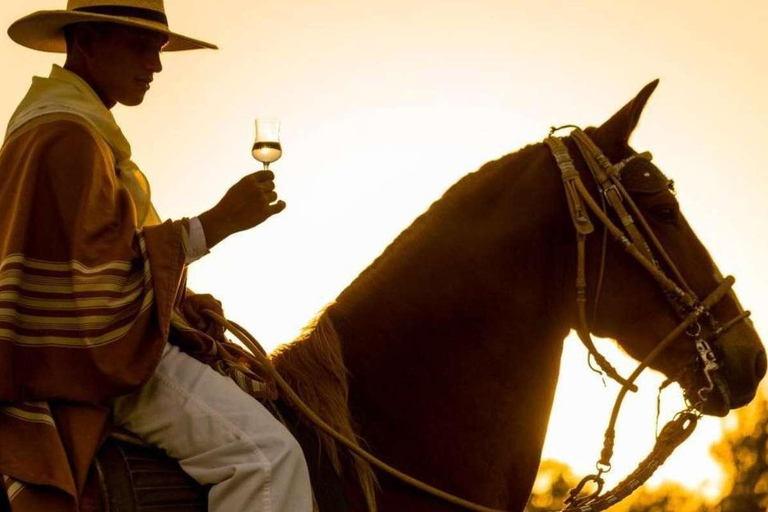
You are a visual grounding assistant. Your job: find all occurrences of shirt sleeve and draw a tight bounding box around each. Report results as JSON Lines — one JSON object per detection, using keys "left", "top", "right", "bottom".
{"left": 182, "top": 216, "right": 210, "bottom": 265}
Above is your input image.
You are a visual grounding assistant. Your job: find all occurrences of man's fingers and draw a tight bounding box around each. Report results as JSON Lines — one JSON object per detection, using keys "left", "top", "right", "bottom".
{"left": 258, "top": 181, "right": 276, "bottom": 192}
{"left": 254, "top": 170, "right": 275, "bottom": 182}
{"left": 183, "top": 301, "right": 198, "bottom": 319}
{"left": 184, "top": 304, "right": 205, "bottom": 328}
{"left": 197, "top": 296, "right": 223, "bottom": 316}
{"left": 264, "top": 191, "right": 278, "bottom": 203}
{"left": 268, "top": 200, "right": 287, "bottom": 215}
{"left": 183, "top": 295, "right": 225, "bottom": 331}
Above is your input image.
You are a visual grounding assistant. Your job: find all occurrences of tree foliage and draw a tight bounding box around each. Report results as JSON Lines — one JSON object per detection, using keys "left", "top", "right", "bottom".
{"left": 711, "top": 394, "right": 768, "bottom": 512}
{"left": 526, "top": 393, "right": 768, "bottom": 512}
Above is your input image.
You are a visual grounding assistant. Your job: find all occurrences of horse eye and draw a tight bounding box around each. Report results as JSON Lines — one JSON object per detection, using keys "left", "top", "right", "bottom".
{"left": 651, "top": 204, "right": 680, "bottom": 224}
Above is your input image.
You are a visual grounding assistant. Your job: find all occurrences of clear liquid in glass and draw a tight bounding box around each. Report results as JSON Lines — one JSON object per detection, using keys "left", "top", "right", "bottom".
{"left": 252, "top": 141, "right": 283, "bottom": 165}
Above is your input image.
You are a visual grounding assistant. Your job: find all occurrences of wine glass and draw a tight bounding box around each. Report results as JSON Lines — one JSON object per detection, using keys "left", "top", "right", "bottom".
{"left": 252, "top": 118, "right": 282, "bottom": 170}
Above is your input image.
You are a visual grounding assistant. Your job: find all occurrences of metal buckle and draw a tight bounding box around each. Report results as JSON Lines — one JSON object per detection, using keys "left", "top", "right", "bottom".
{"left": 695, "top": 338, "right": 720, "bottom": 401}
{"left": 602, "top": 183, "right": 623, "bottom": 203}
{"left": 565, "top": 472, "right": 605, "bottom": 507}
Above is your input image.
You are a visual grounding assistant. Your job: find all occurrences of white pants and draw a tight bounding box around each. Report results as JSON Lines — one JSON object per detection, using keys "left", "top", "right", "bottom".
{"left": 112, "top": 343, "right": 312, "bottom": 512}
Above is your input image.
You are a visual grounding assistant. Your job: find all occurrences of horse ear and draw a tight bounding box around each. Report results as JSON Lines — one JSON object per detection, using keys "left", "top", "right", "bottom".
{"left": 593, "top": 79, "right": 659, "bottom": 152}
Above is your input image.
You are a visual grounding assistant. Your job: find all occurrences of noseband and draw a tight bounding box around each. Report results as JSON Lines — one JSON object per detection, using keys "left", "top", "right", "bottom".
{"left": 545, "top": 127, "right": 751, "bottom": 511}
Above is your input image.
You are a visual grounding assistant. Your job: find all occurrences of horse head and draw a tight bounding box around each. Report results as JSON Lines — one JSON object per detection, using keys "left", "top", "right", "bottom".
{"left": 581, "top": 80, "right": 766, "bottom": 417}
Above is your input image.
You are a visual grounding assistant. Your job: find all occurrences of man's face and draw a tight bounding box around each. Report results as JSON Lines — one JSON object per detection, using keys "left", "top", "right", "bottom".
{"left": 82, "top": 24, "right": 168, "bottom": 107}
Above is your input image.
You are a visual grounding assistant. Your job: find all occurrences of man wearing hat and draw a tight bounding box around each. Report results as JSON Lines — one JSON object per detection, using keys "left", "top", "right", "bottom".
{"left": 0, "top": 1, "right": 312, "bottom": 511}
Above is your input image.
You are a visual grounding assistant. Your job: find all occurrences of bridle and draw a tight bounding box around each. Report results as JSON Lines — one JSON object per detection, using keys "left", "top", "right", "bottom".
{"left": 203, "top": 126, "right": 753, "bottom": 512}
{"left": 545, "top": 126, "right": 751, "bottom": 511}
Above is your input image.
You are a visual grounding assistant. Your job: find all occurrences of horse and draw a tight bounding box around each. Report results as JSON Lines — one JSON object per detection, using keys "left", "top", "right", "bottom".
{"left": 21, "top": 80, "right": 766, "bottom": 512}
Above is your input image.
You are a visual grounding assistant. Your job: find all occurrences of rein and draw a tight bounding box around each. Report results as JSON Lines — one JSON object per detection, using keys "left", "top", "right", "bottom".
{"left": 201, "top": 127, "right": 750, "bottom": 512}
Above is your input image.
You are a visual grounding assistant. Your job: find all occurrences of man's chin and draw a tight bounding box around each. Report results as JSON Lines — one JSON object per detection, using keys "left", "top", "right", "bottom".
{"left": 119, "top": 93, "right": 147, "bottom": 107}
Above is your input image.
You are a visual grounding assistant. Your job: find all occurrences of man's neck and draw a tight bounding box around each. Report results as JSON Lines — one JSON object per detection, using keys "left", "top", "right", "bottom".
{"left": 63, "top": 61, "right": 116, "bottom": 109}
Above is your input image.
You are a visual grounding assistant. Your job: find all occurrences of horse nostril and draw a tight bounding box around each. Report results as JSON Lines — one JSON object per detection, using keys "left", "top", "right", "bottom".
{"left": 754, "top": 350, "right": 767, "bottom": 381}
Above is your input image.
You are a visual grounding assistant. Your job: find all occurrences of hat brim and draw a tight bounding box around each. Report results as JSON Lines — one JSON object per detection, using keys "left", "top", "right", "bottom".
{"left": 8, "top": 10, "right": 217, "bottom": 53}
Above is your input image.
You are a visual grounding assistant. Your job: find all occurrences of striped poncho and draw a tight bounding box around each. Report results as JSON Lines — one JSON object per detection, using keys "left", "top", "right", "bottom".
{"left": 0, "top": 67, "right": 274, "bottom": 511}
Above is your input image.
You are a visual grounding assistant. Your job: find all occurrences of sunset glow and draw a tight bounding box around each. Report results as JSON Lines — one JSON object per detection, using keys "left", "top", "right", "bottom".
{"left": 2, "top": 0, "right": 767, "bottom": 502}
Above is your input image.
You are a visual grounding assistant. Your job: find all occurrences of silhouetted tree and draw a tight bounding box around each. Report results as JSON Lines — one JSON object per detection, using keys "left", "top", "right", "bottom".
{"left": 526, "top": 460, "right": 579, "bottom": 512}
{"left": 527, "top": 392, "right": 768, "bottom": 512}
{"left": 525, "top": 464, "right": 708, "bottom": 512}
{"left": 620, "top": 483, "right": 708, "bottom": 512}
{"left": 711, "top": 394, "right": 768, "bottom": 512}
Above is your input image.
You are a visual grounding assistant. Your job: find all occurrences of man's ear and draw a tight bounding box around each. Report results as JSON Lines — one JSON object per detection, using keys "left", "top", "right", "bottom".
{"left": 68, "top": 24, "right": 102, "bottom": 60}
{"left": 592, "top": 80, "right": 659, "bottom": 156}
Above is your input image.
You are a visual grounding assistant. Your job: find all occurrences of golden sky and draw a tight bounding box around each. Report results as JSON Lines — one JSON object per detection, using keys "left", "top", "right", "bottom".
{"left": 2, "top": 0, "right": 767, "bottom": 501}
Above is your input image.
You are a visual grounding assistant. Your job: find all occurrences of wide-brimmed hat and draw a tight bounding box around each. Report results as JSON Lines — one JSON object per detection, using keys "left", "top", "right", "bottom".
{"left": 8, "top": 0, "right": 217, "bottom": 53}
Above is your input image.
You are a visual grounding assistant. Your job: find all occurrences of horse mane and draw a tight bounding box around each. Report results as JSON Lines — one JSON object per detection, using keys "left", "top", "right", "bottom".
{"left": 271, "top": 311, "right": 378, "bottom": 512}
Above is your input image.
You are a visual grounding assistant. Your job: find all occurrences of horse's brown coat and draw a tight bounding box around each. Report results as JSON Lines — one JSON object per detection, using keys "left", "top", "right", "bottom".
{"left": 274, "top": 81, "right": 765, "bottom": 511}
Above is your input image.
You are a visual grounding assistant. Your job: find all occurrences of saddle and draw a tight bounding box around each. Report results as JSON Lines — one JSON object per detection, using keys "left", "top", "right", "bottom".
{"left": 80, "top": 435, "right": 208, "bottom": 512}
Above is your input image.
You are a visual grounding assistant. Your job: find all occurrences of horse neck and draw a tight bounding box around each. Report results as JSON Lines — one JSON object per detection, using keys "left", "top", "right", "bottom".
{"left": 327, "top": 144, "right": 579, "bottom": 508}
{"left": 333, "top": 144, "right": 576, "bottom": 394}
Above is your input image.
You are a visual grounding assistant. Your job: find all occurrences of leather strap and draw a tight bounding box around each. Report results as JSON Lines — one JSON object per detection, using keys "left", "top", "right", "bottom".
{"left": 545, "top": 136, "right": 636, "bottom": 391}
{"left": 571, "top": 130, "right": 656, "bottom": 262}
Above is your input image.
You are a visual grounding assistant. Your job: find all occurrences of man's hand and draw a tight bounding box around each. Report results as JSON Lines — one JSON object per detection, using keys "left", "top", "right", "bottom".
{"left": 182, "top": 293, "right": 225, "bottom": 339}
{"left": 198, "top": 170, "right": 286, "bottom": 249}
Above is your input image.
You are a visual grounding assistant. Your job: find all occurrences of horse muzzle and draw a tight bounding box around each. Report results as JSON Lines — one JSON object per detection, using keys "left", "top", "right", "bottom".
{"left": 686, "top": 328, "right": 767, "bottom": 417}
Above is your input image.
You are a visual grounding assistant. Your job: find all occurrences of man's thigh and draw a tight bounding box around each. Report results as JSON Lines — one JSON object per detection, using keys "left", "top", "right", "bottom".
{"left": 111, "top": 343, "right": 296, "bottom": 481}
